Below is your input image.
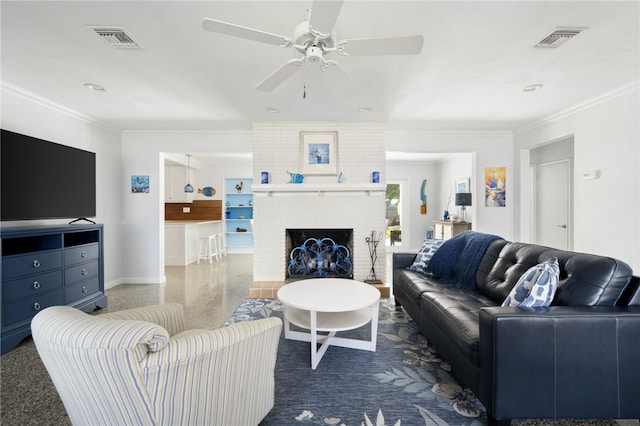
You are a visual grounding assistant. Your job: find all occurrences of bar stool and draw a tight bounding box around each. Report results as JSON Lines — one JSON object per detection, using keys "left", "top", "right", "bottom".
{"left": 216, "top": 233, "right": 227, "bottom": 258}
{"left": 197, "top": 235, "right": 219, "bottom": 264}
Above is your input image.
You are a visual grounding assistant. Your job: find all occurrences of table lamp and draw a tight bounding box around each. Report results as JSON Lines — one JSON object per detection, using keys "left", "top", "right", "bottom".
{"left": 455, "top": 193, "right": 472, "bottom": 222}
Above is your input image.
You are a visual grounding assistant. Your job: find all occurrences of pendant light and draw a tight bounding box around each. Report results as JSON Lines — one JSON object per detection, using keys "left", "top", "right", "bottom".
{"left": 184, "top": 154, "right": 194, "bottom": 193}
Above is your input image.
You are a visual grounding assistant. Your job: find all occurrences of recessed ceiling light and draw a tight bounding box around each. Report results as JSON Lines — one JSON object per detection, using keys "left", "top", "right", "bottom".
{"left": 358, "top": 106, "right": 373, "bottom": 113}
{"left": 84, "top": 83, "right": 106, "bottom": 92}
{"left": 266, "top": 107, "right": 279, "bottom": 113}
{"left": 523, "top": 84, "right": 543, "bottom": 92}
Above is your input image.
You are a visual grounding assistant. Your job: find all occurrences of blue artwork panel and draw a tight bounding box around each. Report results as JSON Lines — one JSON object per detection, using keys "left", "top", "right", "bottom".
{"left": 131, "top": 175, "right": 149, "bottom": 193}
{"left": 308, "top": 143, "right": 330, "bottom": 164}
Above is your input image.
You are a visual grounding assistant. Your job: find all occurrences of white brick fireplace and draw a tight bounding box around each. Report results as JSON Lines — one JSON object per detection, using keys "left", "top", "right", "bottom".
{"left": 252, "top": 122, "right": 387, "bottom": 284}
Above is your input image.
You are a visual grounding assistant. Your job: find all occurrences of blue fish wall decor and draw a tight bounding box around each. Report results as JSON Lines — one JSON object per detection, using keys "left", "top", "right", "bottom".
{"left": 198, "top": 186, "right": 216, "bottom": 197}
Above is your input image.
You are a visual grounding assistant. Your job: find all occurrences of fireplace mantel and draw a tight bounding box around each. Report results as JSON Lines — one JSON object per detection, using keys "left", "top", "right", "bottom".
{"left": 252, "top": 183, "right": 385, "bottom": 196}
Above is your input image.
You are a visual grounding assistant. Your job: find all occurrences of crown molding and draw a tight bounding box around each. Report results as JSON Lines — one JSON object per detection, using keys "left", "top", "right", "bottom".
{"left": 385, "top": 127, "right": 513, "bottom": 138}
{"left": 1, "top": 81, "right": 120, "bottom": 134}
{"left": 122, "top": 128, "right": 253, "bottom": 136}
{"left": 515, "top": 81, "right": 640, "bottom": 135}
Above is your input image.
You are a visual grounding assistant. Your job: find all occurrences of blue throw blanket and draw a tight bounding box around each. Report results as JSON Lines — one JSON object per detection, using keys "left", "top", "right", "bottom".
{"left": 424, "top": 231, "right": 504, "bottom": 290}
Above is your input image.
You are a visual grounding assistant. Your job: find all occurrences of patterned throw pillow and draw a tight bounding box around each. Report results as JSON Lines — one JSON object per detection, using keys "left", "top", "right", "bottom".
{"left": 502, "top": 257, "right": 560, "bottom": 307}
{"left": 408, "top": 239, "right": 445, "bottom": 274}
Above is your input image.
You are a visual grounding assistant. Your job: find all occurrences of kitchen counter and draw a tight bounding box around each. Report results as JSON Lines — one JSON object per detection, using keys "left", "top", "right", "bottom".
{"left": 165, "top": 220, "right": 223, "bottom": 266}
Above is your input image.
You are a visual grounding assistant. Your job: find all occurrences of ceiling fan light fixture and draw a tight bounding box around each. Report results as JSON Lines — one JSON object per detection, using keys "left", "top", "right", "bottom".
{"left": 306, "top": 45, "right": 323, "bottom": 63}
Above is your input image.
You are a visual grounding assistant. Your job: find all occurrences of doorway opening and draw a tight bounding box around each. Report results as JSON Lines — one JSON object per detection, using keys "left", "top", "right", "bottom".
{"left": 385, "top": 181, "right": 406, "bottom": 249}
{"left": 529, "top": 137, "right": 574, "bottom": 250}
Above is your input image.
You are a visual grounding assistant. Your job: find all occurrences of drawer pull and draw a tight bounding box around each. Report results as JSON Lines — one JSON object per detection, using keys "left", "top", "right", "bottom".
{"left": 81, "top": 250, "right": 87, "bottom": 258}
{"left": 34, "top": 302, "right": 41, "bottom": 311}
{"left": 33, "top": 260, "right": 41, "bottom": 268}
{"left": 33, "top": 281, "right": 41, "bottom": 290}
{"left": 81, "top": 268, "right": 88, "bottom": 276}
{"left": 82, "top": 286, "right": 88, "bottom": 293}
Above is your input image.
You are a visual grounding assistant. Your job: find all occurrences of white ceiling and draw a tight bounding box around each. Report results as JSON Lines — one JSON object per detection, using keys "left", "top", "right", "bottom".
{"left": 1, "top": 1, "right": 639, "bottom": 133}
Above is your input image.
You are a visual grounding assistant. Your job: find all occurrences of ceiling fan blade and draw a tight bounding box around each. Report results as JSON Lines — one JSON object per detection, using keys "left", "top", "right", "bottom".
{"left": 202, "top": 18, "right": 292, "bottom": 47}
{"left": 309, "top": 0, "right": 344, "bottom": 34}
{"left": 337, "top": 35, "right": 424, "bottom": 56}
{"left": 321, "top": 60, "right": 358, "bottom": 98}
{"left": 255, "top": 58, "right": 305, "bottom": 91}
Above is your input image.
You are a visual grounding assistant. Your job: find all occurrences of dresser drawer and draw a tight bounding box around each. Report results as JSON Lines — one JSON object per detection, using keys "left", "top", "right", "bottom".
{"left": 64, "top": 260, "right": 99, "bottom": 285}
{"left": 2, "top": 250, "right": 62, "bottom": 280}
{"left": 65, "top": 277, "right": 100, "bottom": 304}
{"left": 2, "top": 270, "right": 63, "bottom": 303}
{"left": 2, "top": 290, "right": 63, "bottom": 326}
{"left": 64, "top": 243, "right": 99, "bottom": 266}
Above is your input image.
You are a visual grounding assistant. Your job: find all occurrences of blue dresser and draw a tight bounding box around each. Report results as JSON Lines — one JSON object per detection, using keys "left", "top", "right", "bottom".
{"left": 1, "top": 224, "right": 107, "bottom": 353}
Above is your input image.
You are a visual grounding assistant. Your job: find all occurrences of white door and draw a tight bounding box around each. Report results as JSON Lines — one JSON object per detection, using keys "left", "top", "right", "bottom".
{"left": 534, "top": 160, "right": 571, "bottom": 250}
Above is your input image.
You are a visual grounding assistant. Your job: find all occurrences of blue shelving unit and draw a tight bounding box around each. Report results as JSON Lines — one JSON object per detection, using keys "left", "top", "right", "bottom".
{"left": 224, "top": 178, "right": 253, "bottom": 250}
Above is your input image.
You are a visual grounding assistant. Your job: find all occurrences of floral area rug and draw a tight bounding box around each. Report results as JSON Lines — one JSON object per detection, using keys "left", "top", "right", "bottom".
{"left": 224, "top": 298, "right": 487, "bottom": 426}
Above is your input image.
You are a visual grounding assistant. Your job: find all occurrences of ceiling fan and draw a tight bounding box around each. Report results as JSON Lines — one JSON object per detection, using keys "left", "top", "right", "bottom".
{"left": 202, "top": 0, "right": 423, "bottom": 96}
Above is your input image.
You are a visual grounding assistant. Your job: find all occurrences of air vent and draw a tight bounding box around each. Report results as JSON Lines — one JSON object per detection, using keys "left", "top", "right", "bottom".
{"left": 534, "top": 27, "right": 588, "bottom": 48}
{"left": 87, "top": 26, "right": 143, "bottom": 48}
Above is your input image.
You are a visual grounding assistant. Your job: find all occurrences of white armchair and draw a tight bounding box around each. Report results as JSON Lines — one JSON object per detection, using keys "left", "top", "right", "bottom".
{"left": 31, "top": 303, "right": 282, "bottom": 426}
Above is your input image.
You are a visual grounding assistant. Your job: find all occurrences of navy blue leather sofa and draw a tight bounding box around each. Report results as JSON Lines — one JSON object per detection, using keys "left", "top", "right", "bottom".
{"left": 393, "top": 236, "right": 640, "bottom": 425}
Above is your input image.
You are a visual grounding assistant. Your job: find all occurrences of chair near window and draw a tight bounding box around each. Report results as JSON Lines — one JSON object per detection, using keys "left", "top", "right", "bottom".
{"left": 390, "top": 230, "right": 402, "bottom": 245}
{"left": 31, "top": 303, "right": 281, "bottom": 426}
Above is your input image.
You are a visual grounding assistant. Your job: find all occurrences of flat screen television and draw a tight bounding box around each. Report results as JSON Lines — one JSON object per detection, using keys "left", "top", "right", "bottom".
{"left": 1, "top": 129, "right": 96, "bottom": 221}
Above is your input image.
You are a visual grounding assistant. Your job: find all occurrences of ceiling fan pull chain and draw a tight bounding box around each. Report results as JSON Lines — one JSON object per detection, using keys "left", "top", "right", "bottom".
{"left": 303, "top": 84, "right": 307, "bottom": 99}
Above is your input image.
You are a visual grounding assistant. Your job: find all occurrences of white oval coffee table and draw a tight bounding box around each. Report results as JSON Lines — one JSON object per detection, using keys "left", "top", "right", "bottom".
{"left": 277, "top": 278, "right": 380, "bottom": 370}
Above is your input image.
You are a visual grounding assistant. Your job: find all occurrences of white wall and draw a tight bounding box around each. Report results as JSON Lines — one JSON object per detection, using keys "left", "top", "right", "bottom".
{"left": 514, "top": 84, "right": 640, "bottom": 271}
{"left": 121, "top": 131, "right": 252, "bottom": 283}
{"left": 386, "top": 130, "right": 514, "bottom": 240}
{"left": 1, "top": 84, "right": 125, "bottom": 287}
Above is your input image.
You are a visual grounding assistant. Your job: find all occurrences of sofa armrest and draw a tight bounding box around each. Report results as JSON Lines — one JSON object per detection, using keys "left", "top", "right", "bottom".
{"left": 479, "top": 306, "right": 640, "bottom": 422}
{"left": 100, "top": 303, "right": 187, "bottom": 336}
{"left": 393, "top": 252, "right": 416, "bottom": 271}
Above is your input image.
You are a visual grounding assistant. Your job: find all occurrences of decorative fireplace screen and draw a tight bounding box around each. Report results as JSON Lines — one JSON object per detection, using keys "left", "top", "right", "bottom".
{"left": 288, "top": 237, "right": 353, "bottom": 278}
{"left": 286, "top": 229, "right": 353, "bottom": 279}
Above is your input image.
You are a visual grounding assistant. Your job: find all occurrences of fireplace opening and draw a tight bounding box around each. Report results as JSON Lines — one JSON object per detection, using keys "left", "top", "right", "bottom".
{"left": 286, "top": 229, "right": 353, "bottom": 281}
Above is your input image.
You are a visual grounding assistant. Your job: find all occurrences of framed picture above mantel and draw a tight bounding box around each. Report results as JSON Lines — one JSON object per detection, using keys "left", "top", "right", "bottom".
{"left": 300, "top": 131, "right": 338, "bottom": 175}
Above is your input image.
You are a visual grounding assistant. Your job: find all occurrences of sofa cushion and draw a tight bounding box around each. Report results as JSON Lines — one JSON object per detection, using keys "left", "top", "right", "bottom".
{"left": 502, "top": 257, "right": 559, "bottom": 307}
{"left": 394, "top": 269, "right": 445, "bottom": 307}
{"left": 408, "top": 239, "right": 445, "bottom": 273}
{"left": 420, "top": 287, "right": 497, "bottom": 366}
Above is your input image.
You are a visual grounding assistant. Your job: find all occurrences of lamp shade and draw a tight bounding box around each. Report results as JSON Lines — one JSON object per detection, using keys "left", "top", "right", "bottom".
{"left": 455, "top": 193, "right": 472, "bottom": 206}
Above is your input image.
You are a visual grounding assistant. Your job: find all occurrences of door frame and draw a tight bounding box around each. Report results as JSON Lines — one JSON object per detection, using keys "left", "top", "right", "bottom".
{"left": 386, "top": 178, "right": 409, "bottom": 252}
